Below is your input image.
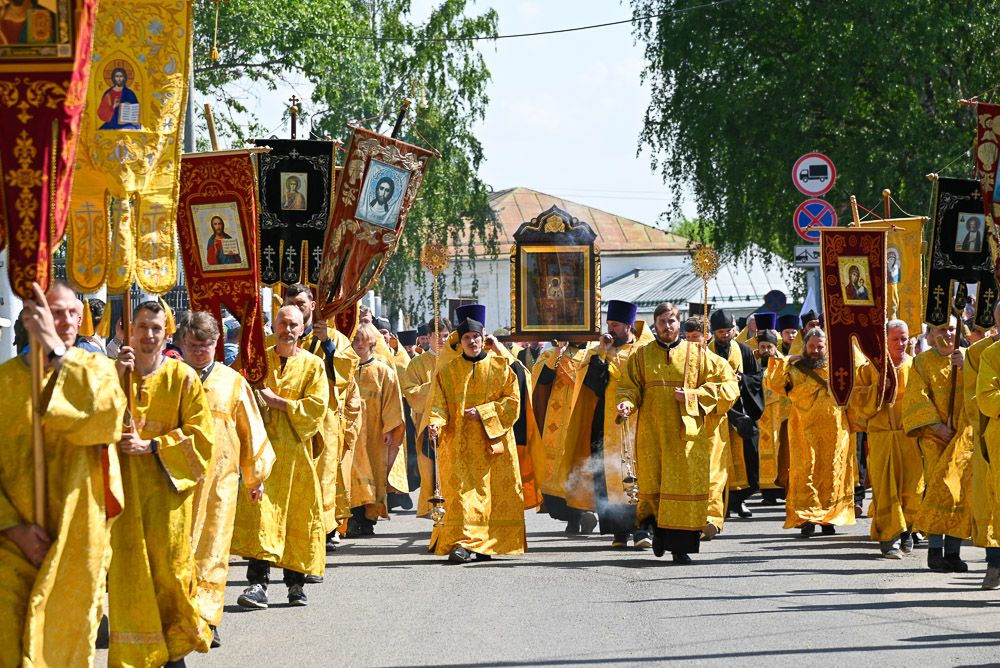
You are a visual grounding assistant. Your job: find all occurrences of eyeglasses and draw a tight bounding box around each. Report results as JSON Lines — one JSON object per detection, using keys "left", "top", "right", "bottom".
{"left": 186, "top": 342, "right": 215, "bottom": 351}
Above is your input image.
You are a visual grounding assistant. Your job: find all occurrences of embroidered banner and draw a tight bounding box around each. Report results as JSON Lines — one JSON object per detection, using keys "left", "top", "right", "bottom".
{"left": 65, "top": 0, "right": 190, "bottom": 295}
{"left": 316, "top": 126, "right": 435, "bottom": 319}
{"left": 924, "top": 177, "right": 998, "bottom": 331}
{"left": 249, "top": 138, "right": 339, "bottom": 289}
{"left": 0, "top": 0, "right": 97, "bottom": 298}
{"left": 820, "top": 228, "right": 893, "bottom": 408}
{"left": 175, "top": 150, "right": 266, "bottom": 385}
{"left": 974, "top": 102, "right": 1000, "bottom": 279}
{"left": 858, "top": 217, "right": 924, "bottom": 335}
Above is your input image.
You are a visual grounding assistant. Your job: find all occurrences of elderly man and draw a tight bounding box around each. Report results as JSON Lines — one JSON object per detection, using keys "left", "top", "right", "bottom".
{"left": 0, "top": 281, "right": 126, "bottom": 668}
{"left": 177, "top": 312, "right": 275, "bottom": 647}
{"left": 769, "top": 328, "right": 855, "bottom": 536}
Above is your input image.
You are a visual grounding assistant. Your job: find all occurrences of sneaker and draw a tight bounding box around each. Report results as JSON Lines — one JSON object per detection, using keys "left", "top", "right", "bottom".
{"left": 448, "top": 547, "right": 473, "bottom": 564}
{"left": 633, "top": 531, "right": 653, "bottom": 549}
{"left": 210, "top": 625, "right": 221, "bottom": 649}
{"left": 579, "top": 512, "right": 598, "bottom": 535}
{"left": 821, "top": 525, "right": 836, "bottom": 535}
{"left": 982, "top": 566, "right": 1000, "bottom": 590}
{"left": 611, "top": 537, "right": 628, "bottom": 548}
{"left": 899, "top": 532, "right": 913, "bottom": 554}
{"left": 237, "top": 583, "right": 268, "bottom": 609}
{"left": 927, "top": 548, "right": 949, "bottom": 572}
{"left": 800, "top": 522, "right": 816, "bottom": 537}
{"left": 672, "top": 552, "right": 692, "bottom": 565}
{"left": 882, "top": 548, "right": 904, "bottom": 560}
{"left": 304, "top": 574, "right": 323, "bottom": 584}
{"left": 944, "top": 553, "right": 968, "bottom": 573}
{"left": 288, "top": 584, "right": 308, "bottom": 606}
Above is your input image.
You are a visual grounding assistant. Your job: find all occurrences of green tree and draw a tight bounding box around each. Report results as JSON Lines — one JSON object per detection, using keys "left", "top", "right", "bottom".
{"left": 631, "top": 0, "right": 995, "bottom": 260}
{"left": 193, "top": 0, "right": 499, "bottom": 319}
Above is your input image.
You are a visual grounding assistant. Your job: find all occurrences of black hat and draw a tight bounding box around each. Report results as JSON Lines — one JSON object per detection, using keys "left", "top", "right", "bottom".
{"left": 397, "top": 330, "right": 417, "bottom": 347}
{"left": 374, "top": 317, "right": 391, "bottom": 332}
{"left": 417, "top": 323, "right": 429, "bottom": 337}
{"left": 754, "top": 312, "right": 777, "bottom": 331}
{"left": 777, "top": 314, "right": 800, "bottom": 332}
{"left": 456, "top": 317, "right": 485, "bottom": 338}
{"left": 800, "top": 309, "right": 820, "bottom": 327}
{"left": 709, "top": 309, "right": 735, "bottom": 331}
{"left": 758, "top": 330, "right": 778, "bottom": 345}
{"left": 607, "top": 300, "right": 638, "bottom": 326}
{"left": 736, "top": 316, "right": 747, "bottom": 330}
{"left": 688, "top": 302, "right": 713, "bottom": 316}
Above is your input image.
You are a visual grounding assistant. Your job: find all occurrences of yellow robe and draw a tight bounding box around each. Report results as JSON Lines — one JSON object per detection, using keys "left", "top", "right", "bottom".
{"left": 322, "top": 354, "right": 361, "bottom": 528}
{"left": 0, "top": 350, "right": 126, "bottom": 668}
{"left": 190, "top": 364, "right": 275, "bottom": 627}
{"left": 974, "top": 340, "right": 1000, "bottom": 533}
{"left": 351, "top": 358, "right": 405, "bottom": 521}
{"left": 616, "top": 340, "right": 739, "bottom": 531}
{"left": 757, "top": 352, "right": 785, "bottom": 490}
{"left": 769, "top": 357, "right": 856, "bottom": 528}
{"left": 902, "top": 349, "right": 973, "bottom": 539}
{"left": 428, "top": 354, "right": 525, "bottom": 556}
{"left": 853, "top": 357, "right": 923, "bottom": 541}
{"left": 231, "top": 348, "right": 329, "bottom": 576}
{"left": 400, "top": 349, "right": 440, "bottom": 517}
{"left": 109, "top": 358, "right": 215, "bottom": 667}
{"left": 964, "top": 336, "right": 999, "bottom": 548}
{"left": 707, "top": 339, "right": 750, "bottom": 497}
{"left": 530, "top": 345, "right": 589, "bottom": 499}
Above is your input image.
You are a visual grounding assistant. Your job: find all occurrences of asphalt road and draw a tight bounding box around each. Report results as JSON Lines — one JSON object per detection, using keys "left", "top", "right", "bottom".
{"left": 97, "top": 495, "right": 1000, "bottom": 667}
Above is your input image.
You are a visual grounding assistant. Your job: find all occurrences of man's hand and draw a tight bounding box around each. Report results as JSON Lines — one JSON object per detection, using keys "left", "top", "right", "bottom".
{"left": 932, "top": 422, "right": 956, "bottom": 443}
{"left": 599, "top": 333, "right": 614, "bottom": 351}
{"left": 115, "top": 345, "right": 135, "bottom": 379}
{"left": 950, "top": 348, "right": 965, "bottom": 369}
{"left": 674, "top": 387, "right": 687, "bottom": 403}
{"left": 616, "top": 401, "right": 632, "bottom": 417}
{"left": 259, "top": 388, "right": 287, "bottom": 412}
{"left": 21, "top": 282, "right": 64, "bottom": 362}
{"left": 787, "top": 355, "right": 803, "bottom": 363}
{"left": 382, "top": 432, "right": 393, "bottom": 446}
{"left": 2, "top": 524, "right": 51, "bottom": 568}
{"left": 313, "top": 319, "right": 328, "bottom": 342}
{"left": 483, "top": 335, "right": 498, "bottom": 351}
{"left": 248, "top": 483, "right": 264, "bottom": 503}
{"left": 427, "top": 424, "right": 439, "bottom": 438}
{"left": 119, "top": 422, "right": 152, "bottom": 455}
{"left": 464, "top": 407, "right": 481, "bottom": 421}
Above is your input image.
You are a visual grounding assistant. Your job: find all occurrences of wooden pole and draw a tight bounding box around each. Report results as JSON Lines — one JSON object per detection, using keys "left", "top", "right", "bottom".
{"left": 204, "top": 103, "right": 220, "bottom": 151}
{"left": 29, "top": 336, "right": 45, "bottom": 527}
{"left": 850, "top": 195, "right": 861, "bottom": 226}
{"left": 883, "top": 189, "right": 891, "bottom": 219}
{"left": 289, "top": 95, "right": 299, "bottom": 140}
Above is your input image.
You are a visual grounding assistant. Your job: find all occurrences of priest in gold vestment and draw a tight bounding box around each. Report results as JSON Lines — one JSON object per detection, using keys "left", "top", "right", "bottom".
{"left": 108, "top": 301, "right": 215, "bottom": 667}
{"left": 753, "top": 314, "right": 786, "bottom": 505}
{"left": 903, "top": 316, "right": 973, "bottom": 573}
{"left": 427, "top": 305, "right": 525, "bottom": 563}
{"left": 616, "top": 302, "right": 738, "bottom": 564}
{"left": 974, "top": 336, "right": 1000, "bottom": 589}
{"left": 232, "top": 306, "right": 329, "bottom": 609}
{"left": 176, "top": 311, "right": 275, "bottom": 647}
{"left": 0, "top": 281, "right": 126, "bottom": 668}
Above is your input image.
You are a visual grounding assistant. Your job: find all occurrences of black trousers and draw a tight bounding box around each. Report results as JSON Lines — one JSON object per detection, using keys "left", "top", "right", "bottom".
{"left": 247, "top": 558, "right": 305, "bottom": 587}
{"left": 730, "top": 432, "right": 760, "bottom": 506}
{"left": 854, "top": 432, "right": 868, "bottom": 506}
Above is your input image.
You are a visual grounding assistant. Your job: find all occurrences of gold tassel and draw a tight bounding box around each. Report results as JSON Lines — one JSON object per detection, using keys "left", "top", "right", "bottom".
{"left": 159, "top": 297, "right": 177, "bottom": 336}
{"left": 95, "top": 302, "right": 112, "bottom": 338}
{"left": 210, "top": 0, "right": 222, "bottom": 62}
{"left": 80, "top": 299, "right": 95, "bottom": 337}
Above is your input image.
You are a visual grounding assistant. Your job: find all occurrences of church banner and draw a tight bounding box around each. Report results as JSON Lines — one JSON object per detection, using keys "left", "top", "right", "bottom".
{"left": 250, "top": 138, "right": 338, "bottom": 288}
{"left": 316, "top": 126, "right": 435, "bottom": 319}
{"left": 175, "top": 150, "right": 267, "bottom": 384}
{"left": 820, "top": 228, "right": 893, "bottom": 408}
{"left": 974, "top": 102, "right": 1000, "bottom": 279}
{"left": 924, "top": 177, "right": 998, "bottom": 331}
{"left": 65, "top": 0, "right": 190, "bottom": 295}
{"left": 858, "top": 217, "right": 924, "bottom": 335}
{"left": 0, "top": 0, "right": 97, "bottom": 298}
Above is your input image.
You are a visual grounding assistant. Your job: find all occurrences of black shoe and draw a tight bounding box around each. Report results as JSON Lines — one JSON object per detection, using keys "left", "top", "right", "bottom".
{"left": 210, "top": 625, "right": 221, "bottom": 649}
{"left": 579, "top": 511, "right": 598, "bottom": 534}
{"left": 944, "top": 552, "right": 969, "bottom": 573}
{"left": 345, "top": 517, "right": 365, "bottom": 538}
{"left": 652, "top": 528, "right": 666, "bottom": 558}
{"left": 95, "top": 614, "right": 109, "bottom": 649}
{"left": 800, "top": 522, "right": 816, "bottom": 537}
{"left": 672, "top": 552, "right": 692, "bottom": 565}
{"left": 899, "top": 531, "right": 913, "bottom": 554}
{"left": 565, "top": 518, "right": 581, "bottom": 534}
{"left": 288, "top": 584, "right": 308, "bottom": 606}
{"left": 237, "top": 583, "right": 268, "bottom": 609}
{"left": 165, "top": 660, "right": 186, "bottom": 668}
{"left": 737, "top": 502, "right": 753, "bottom": 518}
{"left": 474, "top": 552, "right": 493, "bottom": 562}
{"left": 821, "top": 525, "right": 836, "bottom": 535}
{"left": 304, "top": 574, "right": 323, "bottom": 584}
{"left": 399, "top": 494, "right": 414, "bottom": 510}
{"left": 448, "top": 547, "right": 473, "bottom": 564}
{"left": 927, "top": 548, "right": 949, "bottom": 572}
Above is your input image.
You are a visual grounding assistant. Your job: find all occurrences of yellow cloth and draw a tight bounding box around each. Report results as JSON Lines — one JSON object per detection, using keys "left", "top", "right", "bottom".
{"left": 190, "top": 364, "right": 275, "bottom": 627}
{"left": 769, "top": 357, "right": 856, "bottom": 528}
{"left": 616, "top": 340, "right": 739, "bottom": 531}
{"left": 757, "top": 352, "right": 786, "bottom": 490}
{"left": 109, "top": 359, "right": 215, "bottom": 667}
{"left": 428, "top": 354, "right": 525, "bottom": 556}
{"left": 530, "top": 345, "right": 589, "bottom": 498}
{"left": 318, "top": 354, "right": 361, "bottom": 529}
{"left": 964, "top": 336, "right": 999, "bottom": 548}
{"left": 975, "top": 340, "right": 1000, "bottom": 536}
{"left": 350, "top": 358, "right": 405, "bottom": 521}
{"left": 66, "top": 0, "right": 190, "bottom": 294}
{"left": 0, "top": 350, "right": 126, "bottom": 668}
{"left": 708, "top": 339, "right": 749, "bottom": 497}
{"left": 400, "top": 350, "right": 440, "bottom": 517}
{"left": 854, "top": 357, "right": 924, "bottom": 541}
{"left": 902, "top": 349, "right": 973, "bottom": 539}
{"left": 231, "top": 348, "right": 329, "bottom": 576}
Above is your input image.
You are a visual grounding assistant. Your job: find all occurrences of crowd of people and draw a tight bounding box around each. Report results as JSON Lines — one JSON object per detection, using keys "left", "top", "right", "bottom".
{"left": 1, "top": 281, "right": 998, "bottom": 667}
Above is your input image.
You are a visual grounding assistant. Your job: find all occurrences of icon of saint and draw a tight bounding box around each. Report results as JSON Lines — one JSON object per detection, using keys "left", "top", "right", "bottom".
{"left": 206, "top": 216, "right": 241, "bottom": 266}
{"left": 97, "top": 67, "right": 141, "bottom": 130}
{"left": 0, "top": 0, "right": 55, "bottom": 45}
{"left": 845, "top": 265, "right": 869, "bottom": 301}
{"left": 281, "top": 176, "right": 306, "bottom": 210}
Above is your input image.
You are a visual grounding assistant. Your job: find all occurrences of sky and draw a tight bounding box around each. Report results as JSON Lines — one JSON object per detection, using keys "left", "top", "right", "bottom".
{"left": 206, "top": 0, "right": 697, "bottom": 230}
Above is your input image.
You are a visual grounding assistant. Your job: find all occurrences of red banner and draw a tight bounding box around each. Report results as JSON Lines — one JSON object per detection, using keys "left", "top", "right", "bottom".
{"left": 820, "top": 228, "right": 894, "bottom": 408}
{"left": 175, "top": 151, "right": 266, "bottom": 385}
{"left": 0, "top": 0, "right": 97, "bottom": 298}
{"left": 316, "top": 126, "right": 435, "bottom": 319}
{"left": 974, "top": 102, "right": 1000, "bottom": 280}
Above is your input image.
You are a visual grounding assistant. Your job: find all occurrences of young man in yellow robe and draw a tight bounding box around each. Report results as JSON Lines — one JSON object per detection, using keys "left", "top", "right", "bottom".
{"left": 768, "top": 327, "right": 855, "bottom": 536}
{"left": 973, "top": 336, "right": 1000, "bottom": 589}
{"left": 346, "top": 323, "right": 405, "bottom": 536}
{"left": 754, "top": 314, "right": 785, "bottom": 505}
{"left": 232, "top": 306, "right": 329, "bottom": 608}
{"left": 0, "top": 281, "right": 126, "bottom": 668}
{"left": 853, "top": 320, "right": 923, "bottom": 558}
{"left": 559, "top": 300, "right": 655, "bottom": 548}
{"left": 427, "top": 305, "right": 525, "bottom": 563}
{"left": 904, "top": 315, "right": 974, "bottom": 573}
{"left": 109, "top": 301, "right": 215, "bottom": 667}
{"left": 616, "top": 302, "right": 739, "bottom": 563}
{"left": 176, "top": 311, "right": 275, "bottom": 648}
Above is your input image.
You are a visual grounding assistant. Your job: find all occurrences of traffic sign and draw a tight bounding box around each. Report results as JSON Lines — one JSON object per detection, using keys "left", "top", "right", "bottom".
{"left": 793, "top": 153, "right": 836, "bottom": 196}
{"left": 793, "top": 244, "right": 821, "bottom": 268}
{"left": 764, "top": 290, "right": 787, "bottom": 312}
{"left": 793, "top": 198, "right": 837, "bottom": 242}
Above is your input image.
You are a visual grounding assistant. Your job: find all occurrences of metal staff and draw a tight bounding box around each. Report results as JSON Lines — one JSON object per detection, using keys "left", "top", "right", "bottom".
{"left": 421, "top": 241, "right": 450, "bottom": 526}
{"left": 619, "top": 414, "right": 639, "bottom": 505}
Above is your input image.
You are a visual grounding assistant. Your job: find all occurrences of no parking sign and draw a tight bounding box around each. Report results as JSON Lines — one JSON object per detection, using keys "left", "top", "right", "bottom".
{"left": 793, "top": 199, "right": 837, "bottom": 242}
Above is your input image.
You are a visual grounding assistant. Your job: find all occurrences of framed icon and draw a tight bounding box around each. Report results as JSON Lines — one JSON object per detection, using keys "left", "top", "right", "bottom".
{"left": 192, "top": 201, "right": 249, "bottom": 272}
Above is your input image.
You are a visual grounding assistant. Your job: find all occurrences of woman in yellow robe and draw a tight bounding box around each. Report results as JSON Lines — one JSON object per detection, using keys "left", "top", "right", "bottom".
{"left": 973, "top": 339, "right": 1000, "bottom": 589}
{"left": 427, "top": 309, "right": 525, "bottom": 563}
{"left": 902, "top": 318, "right": 973, "bottom": 573}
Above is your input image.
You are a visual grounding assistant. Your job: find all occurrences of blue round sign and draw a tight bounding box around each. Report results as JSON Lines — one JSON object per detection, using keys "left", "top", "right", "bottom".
{"left": 764, "top": 290, "right": 787, "bottom": 313}
{"left": 793, "top": 199, "right": 837, "bottom": 242}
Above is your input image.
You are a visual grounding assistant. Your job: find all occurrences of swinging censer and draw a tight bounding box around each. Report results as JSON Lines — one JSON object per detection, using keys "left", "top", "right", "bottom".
{"left": 421, "top": 241, "right": 450, "bottom": 526}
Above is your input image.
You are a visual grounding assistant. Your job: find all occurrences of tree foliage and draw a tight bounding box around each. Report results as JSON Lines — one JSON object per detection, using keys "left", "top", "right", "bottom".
{"left": 631, "top": 0, "right": 996, "bottom": 260}
{"left": 193, "top": 0, "right": 499, "bottom": 319}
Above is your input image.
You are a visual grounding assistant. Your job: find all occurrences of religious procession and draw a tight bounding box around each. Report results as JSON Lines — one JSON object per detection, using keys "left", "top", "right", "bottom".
{"left": 3, "top": 0, "right": 1000, "bottom": 666}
